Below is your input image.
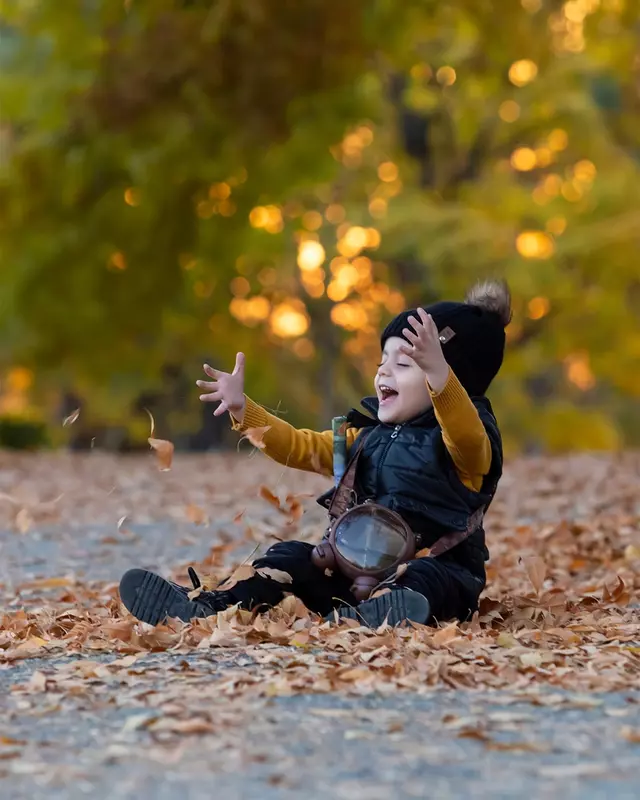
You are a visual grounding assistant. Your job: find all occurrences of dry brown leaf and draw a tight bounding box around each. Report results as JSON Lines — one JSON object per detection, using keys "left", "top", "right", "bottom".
{"left": 187, "top": 586, "right": 203, "bottom": 601}
{"left": 256, "top": 567, "right": 293, "bottom": 584}
{"left": 620, "top": 726, "right": 640, "bottom": 743}
{"left": 28, "top": 671, "right": 48, "bottom": 692}
{"left": 240, "top": 426, "right": 271, "bottom": 450}
{"left": 117, "top": 515, "right": 133, "bottom": 535}
{"left": 258, "top": 486, "right": 281, "bottom": 509}
{"left": 218, "top": 563, "right": 257, "bottom": 591}
{"left": 148, "top": 438, "right": 174, "bottom": 471}
{"left": 144, "top": 407, "right": 156, "bottom": 438}
{"left": 522, "top": 555, "right": 546, "bottom": 594}
{"left": 185, "top": 504, "right": 209, "bottom": 525}
{"left": 62, "top": 408, "right": 80, "bottom": 427}
{"left": 15, "top": 508, "right": 32, "bottom": 534}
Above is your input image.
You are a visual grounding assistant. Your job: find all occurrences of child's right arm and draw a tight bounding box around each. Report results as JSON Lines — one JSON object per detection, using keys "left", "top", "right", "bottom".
{"left": 197, "top": 353, "right": 358, "bottom": 475}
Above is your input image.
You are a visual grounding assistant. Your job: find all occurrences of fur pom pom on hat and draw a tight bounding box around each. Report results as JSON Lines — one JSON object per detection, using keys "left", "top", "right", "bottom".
{"left": 380, "top": 279, "right": 512, "bottom": 397}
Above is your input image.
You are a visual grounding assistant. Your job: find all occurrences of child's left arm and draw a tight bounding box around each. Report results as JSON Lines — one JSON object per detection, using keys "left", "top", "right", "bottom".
{"left": 397, "top": 309, "right": 491, "bottom": 492}
{"left": 428, "top": 368, "right": 491, "bottom": 492}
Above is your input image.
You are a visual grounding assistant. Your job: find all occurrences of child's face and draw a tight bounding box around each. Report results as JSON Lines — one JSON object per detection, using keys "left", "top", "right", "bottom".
{"left": 374, "top": 337, "right": 433, "bottom": 424}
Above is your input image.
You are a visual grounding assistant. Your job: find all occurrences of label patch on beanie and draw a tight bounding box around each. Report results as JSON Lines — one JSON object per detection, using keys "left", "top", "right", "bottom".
{"left": 438, "top": 326, "right": 456, "bottom": 344}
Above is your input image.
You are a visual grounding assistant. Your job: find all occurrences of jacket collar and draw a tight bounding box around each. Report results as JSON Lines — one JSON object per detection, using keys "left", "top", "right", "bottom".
{"left": 346, "top": 395, "right": 438, "bottom": 429}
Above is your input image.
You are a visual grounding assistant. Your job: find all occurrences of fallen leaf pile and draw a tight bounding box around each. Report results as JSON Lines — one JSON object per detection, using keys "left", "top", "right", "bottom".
{"left": 0, "top": 450, "right": 639, "bottom": 696}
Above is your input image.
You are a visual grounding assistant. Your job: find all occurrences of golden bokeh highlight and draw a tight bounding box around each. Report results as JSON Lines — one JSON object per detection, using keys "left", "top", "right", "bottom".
{"left": 378, "top": 162, "right": 399, "bottom": 182}
{"left": 297, "top": 240, "right": 326, "bottom": 272}
{"left": 249, "top": 205, "right": 284, "bottom": 234}
{"left": 511, "top": 147, "right": 537, "bottom": 171}
{"left": 302, "top": 210, "right": 323, "bottom": 231}
{"left": 516, "top": 231, "right": 555, "bottom": 259}
{"left": 509, "top": 59, "right": 538, "bottom": 87}
{"left": 109, "top": 251, "right": 127, "bottom": 270}
{"left": 564, "top": 351, "right": 596, "bottom": 391}
{"left": 547, "top": 129, "right": 569, "bottom": 151}
{"left": 124, "top": 187, "right": 140, "bottom": 207}
{"left": 269, "top": 301, "right": 309, "bottom": 338}
{"left": 436, "top": 66, "right": 457, "bottom": 86}
{"left": 527, "top": 296, "right": 550, "bottom": 320}
{"left": 499, "top": 101, "right": 521, "bottom": 122}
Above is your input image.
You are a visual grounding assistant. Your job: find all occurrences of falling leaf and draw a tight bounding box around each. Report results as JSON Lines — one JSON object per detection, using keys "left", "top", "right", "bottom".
{"left": 117, "top": 515, "right": 133, "bottom": 535}
{"left": 148, "top": 438, "right": 174, "bottom": 471}
{"left": 256, "top": 567, "right": 293, "bottom": 584}
{"left": 324, "top": 568, "right": 334, "bottom": 578}
{"left": 240, "top": 426, "right": 271, "bottom": 450}
{"left": 620, "top": 726, "right": 640, "bottom": 743}
{"left": 62, "top": 408, "right": 80, "bottom": 427}
{"left": 258, "top": 486, "right": 281, "bottom": 509}
{"left": 233, "top": 510, "right": 246, "bottom": 524}
{"left": 185, "top": 504, "right": 209, "bottom": 525}
{"left": 144, "top": 407, "right": 156, "bottom": 438}
{"left": 28, "top": 671, "right": 48, "bottom": 692}
{"left": 521, "top": 555, "right": 546, "bottom": 594}
{"left": 15, "top": 508, "right": 32, "bottom": 534}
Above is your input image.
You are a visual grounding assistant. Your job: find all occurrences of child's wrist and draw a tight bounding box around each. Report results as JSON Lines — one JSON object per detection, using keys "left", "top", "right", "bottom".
{"left": 425, "top": 364, "right": 450, "bottom": 395}
{"left": 229, "top": 398, "right": 246, "bottom": 423}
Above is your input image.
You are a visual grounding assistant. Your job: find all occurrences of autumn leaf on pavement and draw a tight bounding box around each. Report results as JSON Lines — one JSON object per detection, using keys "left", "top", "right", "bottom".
{"left": 148, "top": 438, "right": 174, "bottom": 471}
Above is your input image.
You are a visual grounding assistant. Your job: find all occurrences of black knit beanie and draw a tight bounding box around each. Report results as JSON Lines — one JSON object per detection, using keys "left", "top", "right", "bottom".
{"left": 380, "top": 279, "right": 512, "bottom": 397}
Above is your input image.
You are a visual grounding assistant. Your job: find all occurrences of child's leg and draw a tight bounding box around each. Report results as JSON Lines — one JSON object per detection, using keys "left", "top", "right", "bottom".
{"left": 232, "top": 541, "right": 357, "bottom": 616}
{"left": 120, "top": 540, "right": 356, "bottom": 625}
{"left": 327, "top": 557, "right": 483, "bottom": 628}
{"left": 394, "top": 556, "right": 484, "bottom": 623}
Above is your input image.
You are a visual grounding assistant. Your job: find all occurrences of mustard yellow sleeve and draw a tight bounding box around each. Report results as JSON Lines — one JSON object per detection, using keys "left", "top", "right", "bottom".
{"left": 230, "top": 396, "right": 361, "bottom": 476}
{"left": 428, "top": 369, "right": 492, "bottom": 492}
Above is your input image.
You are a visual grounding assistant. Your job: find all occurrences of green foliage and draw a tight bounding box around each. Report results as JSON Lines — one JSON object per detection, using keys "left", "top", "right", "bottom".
{"left": 0, "top": 0, "right": 639, "bottom": 449}
{"left": 0, "top": 415, "right": 49, "bottom": 450}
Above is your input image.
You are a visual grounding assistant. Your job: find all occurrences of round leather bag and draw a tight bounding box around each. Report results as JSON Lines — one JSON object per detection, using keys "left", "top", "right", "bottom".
{"left": 330, "top": 502, "right": 415, "bottom": 577}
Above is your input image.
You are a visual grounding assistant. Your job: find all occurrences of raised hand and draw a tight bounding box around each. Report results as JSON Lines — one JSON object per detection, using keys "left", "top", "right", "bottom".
{"left": 196, "top": 352, "right": 246, "bottom": 420}
{"left": 400, "top": 309, "right": 450, "bottom": 392}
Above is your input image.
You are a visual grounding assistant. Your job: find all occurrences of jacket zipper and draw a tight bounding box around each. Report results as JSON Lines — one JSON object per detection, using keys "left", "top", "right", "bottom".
{"left": 376, "top": 424, "right": 403, "bottom": 486}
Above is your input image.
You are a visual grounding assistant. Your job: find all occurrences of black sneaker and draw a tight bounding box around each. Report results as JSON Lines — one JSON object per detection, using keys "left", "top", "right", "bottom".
{"left": 325, "top": 587, "right": 430, "bottom": 628}
{"left": 119, "top": 567, "right": 233, "bottom": 626}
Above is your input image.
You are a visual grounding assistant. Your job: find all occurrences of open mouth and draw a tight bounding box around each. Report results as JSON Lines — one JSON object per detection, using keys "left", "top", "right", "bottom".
{"left": 378, "top": 385, "right": 399, "bottom": 405}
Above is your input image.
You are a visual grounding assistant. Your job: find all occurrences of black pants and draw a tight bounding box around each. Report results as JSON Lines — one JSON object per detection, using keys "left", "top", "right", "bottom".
{"left": 226, "top": 540, "right": 484, "bottom": 624}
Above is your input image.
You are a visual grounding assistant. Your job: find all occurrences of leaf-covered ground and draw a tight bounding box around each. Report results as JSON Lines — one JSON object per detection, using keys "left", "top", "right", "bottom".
{"left": 0, "top": 450, "right": 639, "bottom": 797}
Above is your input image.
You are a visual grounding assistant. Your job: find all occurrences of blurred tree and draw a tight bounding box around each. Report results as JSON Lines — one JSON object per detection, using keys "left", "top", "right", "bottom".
{"left": 0, "top": 0, "right": 639, "bottom": 451}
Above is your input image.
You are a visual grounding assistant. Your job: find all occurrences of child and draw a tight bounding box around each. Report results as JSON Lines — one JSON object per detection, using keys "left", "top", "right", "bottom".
{"left": 119, "top": 279, "right": 511, "bottom": 628}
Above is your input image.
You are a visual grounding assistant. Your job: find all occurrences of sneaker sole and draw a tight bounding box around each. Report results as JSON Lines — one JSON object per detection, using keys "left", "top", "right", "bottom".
{"left": 326, "top": 588, "right": 430, "bottom": 628}
{"left": 119, "top": 568, "right": 213, "bottom": 626}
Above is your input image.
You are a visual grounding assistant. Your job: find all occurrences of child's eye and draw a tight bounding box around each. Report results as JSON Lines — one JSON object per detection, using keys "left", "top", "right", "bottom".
{"left": 397, "top": 362, "right": 411, "bottom": 368}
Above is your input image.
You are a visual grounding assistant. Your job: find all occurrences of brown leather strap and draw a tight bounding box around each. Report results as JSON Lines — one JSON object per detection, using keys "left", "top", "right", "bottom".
{"left": 327, "top": 434, "right": 367, "bottom": 519}
{"left": 427, "top": 506, "right": 485, "bottom": 558}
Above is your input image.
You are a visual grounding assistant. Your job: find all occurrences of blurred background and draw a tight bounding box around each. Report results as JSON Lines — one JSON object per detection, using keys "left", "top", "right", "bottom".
{"left": 0, "top": 0, "right": 638, "bottom": 456}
